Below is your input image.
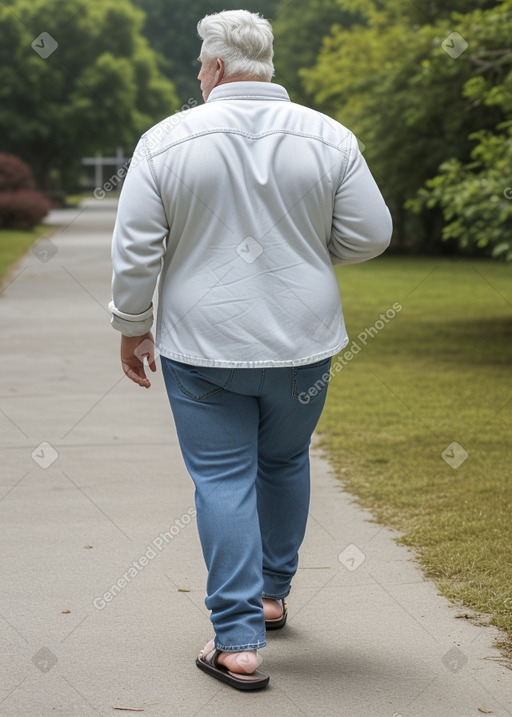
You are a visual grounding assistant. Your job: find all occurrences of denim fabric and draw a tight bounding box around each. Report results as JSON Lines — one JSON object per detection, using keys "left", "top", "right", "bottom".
{"left": 161, "top": 356, "right": 331, "bottom": 652}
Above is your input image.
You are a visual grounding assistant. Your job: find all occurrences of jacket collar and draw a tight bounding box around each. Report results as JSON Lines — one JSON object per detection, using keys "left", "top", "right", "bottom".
{"left": 206, "top": 81, "right": 290, "bottom": 103}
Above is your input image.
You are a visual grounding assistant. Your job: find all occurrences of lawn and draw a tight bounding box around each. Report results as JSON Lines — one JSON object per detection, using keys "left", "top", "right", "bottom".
{"left": 318, "top": 256, "right": 512, "bottom": 654}
{"left": 0, "top": 225, "right": 50, "bottom": 285}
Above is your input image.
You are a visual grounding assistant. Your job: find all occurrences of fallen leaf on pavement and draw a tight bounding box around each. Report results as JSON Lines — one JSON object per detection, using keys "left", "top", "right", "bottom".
{"left": 112, "top": 708, "right": 144, "bottom": 712}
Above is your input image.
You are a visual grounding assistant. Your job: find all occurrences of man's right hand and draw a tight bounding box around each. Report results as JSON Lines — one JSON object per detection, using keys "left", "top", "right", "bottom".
{"left": 120, "top": 332, "right": 157, "bottom": 388}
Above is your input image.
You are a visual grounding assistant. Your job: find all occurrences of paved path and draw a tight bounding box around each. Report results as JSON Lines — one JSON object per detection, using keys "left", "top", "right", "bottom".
{"left": 1, "top": 200, "right": 511, "bottom": 716}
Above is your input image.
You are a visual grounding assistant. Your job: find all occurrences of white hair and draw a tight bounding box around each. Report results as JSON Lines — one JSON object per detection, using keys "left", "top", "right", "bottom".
{"left": 197, "top": 10, "right": 274, "bottom": 82}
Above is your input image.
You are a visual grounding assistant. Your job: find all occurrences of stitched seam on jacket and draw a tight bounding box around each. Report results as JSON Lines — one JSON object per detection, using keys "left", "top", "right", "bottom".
{"left": 338, "top": 132, "right": 354, "bottom": 185}
{"left": 208, "top": 92, "right": 289, "bottom": 101}
{"left": 145, "top": 128, "right": 347, "bottom": 160}
{"left": 142, "top": 136, "right": 172, "bottom": 230}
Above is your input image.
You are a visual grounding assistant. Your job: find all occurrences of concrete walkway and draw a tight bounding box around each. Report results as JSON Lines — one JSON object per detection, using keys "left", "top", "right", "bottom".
{"left": 1, "top": 199, "right": 511, "bottom": 716}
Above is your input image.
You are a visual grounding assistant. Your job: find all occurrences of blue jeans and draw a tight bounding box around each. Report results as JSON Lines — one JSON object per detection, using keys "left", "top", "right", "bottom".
{"left": 161, "top": 356, "right": 331, "bottom": 652}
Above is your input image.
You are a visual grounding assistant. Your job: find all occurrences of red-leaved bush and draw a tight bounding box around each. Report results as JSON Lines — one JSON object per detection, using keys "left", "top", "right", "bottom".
{"left": 0, "top": 154, "right": 51, "bottom": 229}
{"left": 0, "top": 153, "right": 34, "bottom": 192}
{"left": 0, "top": 191, "right": 52, "bottom": 230}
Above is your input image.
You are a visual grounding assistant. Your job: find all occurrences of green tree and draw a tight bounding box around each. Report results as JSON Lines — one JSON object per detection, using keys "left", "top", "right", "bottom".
{"left": 0, "top": 0, "right": 179, "bottom": 190}
{"left": 411, "top": 2, "right": 512, "bottom": 259}
{"left": 272, "top": 0, "right": 358, "bottom": 104}
{"left": 133, "top": 0, "right": 279, "bottom": 104}
{"left": 413, "top": 127, "right": 512, "bottom": 260}
{"left": 301, "top": 0, "right": 511, "bottom": 254}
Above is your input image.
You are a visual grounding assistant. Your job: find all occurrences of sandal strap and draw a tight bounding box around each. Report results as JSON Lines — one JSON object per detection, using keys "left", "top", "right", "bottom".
{"left": 203, "top": 645, "right": 221, "bottom": 667}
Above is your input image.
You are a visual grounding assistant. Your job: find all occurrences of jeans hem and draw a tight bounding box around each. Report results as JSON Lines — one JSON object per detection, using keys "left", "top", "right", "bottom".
{"left": 262, "top": 590, "right": 290, "bottom": 600}
{"left": 215, "top": 638, "right": 267, "bottom": 652}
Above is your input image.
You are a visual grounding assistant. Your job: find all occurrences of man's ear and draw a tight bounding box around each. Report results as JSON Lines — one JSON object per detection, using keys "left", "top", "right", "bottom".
{"left": 215, "top": 58, "right": 225, "bottom": 82}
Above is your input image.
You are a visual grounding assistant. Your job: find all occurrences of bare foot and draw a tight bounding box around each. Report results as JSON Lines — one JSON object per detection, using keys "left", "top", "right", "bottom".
{"left": 263, "top": 597, "right": 284, "bottom": 621}
{"left": 216, "top": 649, "right": 258, "bottom": 674}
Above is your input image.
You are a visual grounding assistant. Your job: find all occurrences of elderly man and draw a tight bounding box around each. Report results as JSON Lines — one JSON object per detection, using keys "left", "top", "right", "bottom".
{"left": 109, "top": 10, "right": 392, "bottom": 691}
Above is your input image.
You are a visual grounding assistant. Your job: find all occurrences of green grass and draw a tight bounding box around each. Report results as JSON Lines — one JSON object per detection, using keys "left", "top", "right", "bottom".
{"left": 318, "top": 257, "right": 512, "bottom": 655}
{"left": 0, "top": 225, "right": 50, "bottom": 285}
{"left": 65, "top": 193, "right": 92, "bottom": 206}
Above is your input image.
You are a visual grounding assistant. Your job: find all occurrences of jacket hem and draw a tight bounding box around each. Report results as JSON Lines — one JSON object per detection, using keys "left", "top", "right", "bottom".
{"left": 156, "top": 339, "right": 348, "bottom": 368}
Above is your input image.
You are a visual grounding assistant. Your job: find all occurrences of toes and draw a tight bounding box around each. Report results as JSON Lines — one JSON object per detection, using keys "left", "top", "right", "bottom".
{"left": 198, "top": 638, "right": 216, "bottom": 659}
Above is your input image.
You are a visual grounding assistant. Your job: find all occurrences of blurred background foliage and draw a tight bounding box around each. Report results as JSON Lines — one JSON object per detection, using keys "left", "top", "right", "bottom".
{"left": 0, "top": 0, "right": 179, "bottom": 192}
{"left": 296, "top": 0, "right": 512, "bottom": 259}
{"left": 0, "top": 0, "right": 510, "bottom": 258}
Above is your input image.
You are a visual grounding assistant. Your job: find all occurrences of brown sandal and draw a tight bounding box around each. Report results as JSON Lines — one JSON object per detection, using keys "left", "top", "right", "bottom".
{"left": 196, "top": 640, "right": 269, "bottom": 691}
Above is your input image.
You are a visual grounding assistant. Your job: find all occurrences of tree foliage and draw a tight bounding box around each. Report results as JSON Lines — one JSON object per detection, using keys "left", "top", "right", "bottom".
{"left": 299, "top": 0, "right": 512, "bottom": 258}
{"left": 412, "top": 127, "right": 512, "bottom": 260}
{"left": 272, "top": 0, "right": 357, "bottom": 104}
{"left": 411, "top": 2, "right": 512, "bottom": 259}
{"left": 0, "top": 0, "right": 179, "bottom": 190}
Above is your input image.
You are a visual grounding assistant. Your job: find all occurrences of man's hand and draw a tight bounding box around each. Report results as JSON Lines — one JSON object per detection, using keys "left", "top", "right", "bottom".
{"left": 120, "top": 332, "right": 157, "bottom": 388}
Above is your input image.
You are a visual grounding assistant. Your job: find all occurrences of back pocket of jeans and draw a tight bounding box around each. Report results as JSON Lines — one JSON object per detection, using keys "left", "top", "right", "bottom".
{"left": 166, "top": 361, "right": 234, "bottom": 401}
{"left": 292, "top": 358, "right": 332, "bottom": 404}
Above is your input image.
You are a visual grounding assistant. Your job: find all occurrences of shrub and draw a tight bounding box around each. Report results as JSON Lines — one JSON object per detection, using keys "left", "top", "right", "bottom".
{"left": 0, "top": 154, "right": 51, "bottom": 229}
{"left": 0, "top": 153, "right": 35, "bottom": 192}
{"left": 0, "top": 190, "right": 52, "bottom": 230}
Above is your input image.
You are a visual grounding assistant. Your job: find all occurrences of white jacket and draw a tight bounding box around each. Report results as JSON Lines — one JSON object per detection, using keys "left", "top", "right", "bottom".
{"left": 110, "top": 82, "right": 392, "bottom": 367}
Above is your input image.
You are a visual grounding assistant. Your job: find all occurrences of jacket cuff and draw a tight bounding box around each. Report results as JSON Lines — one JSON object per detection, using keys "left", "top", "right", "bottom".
{"left": 108, "top": 301, "right": 153, "bottom": 336}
